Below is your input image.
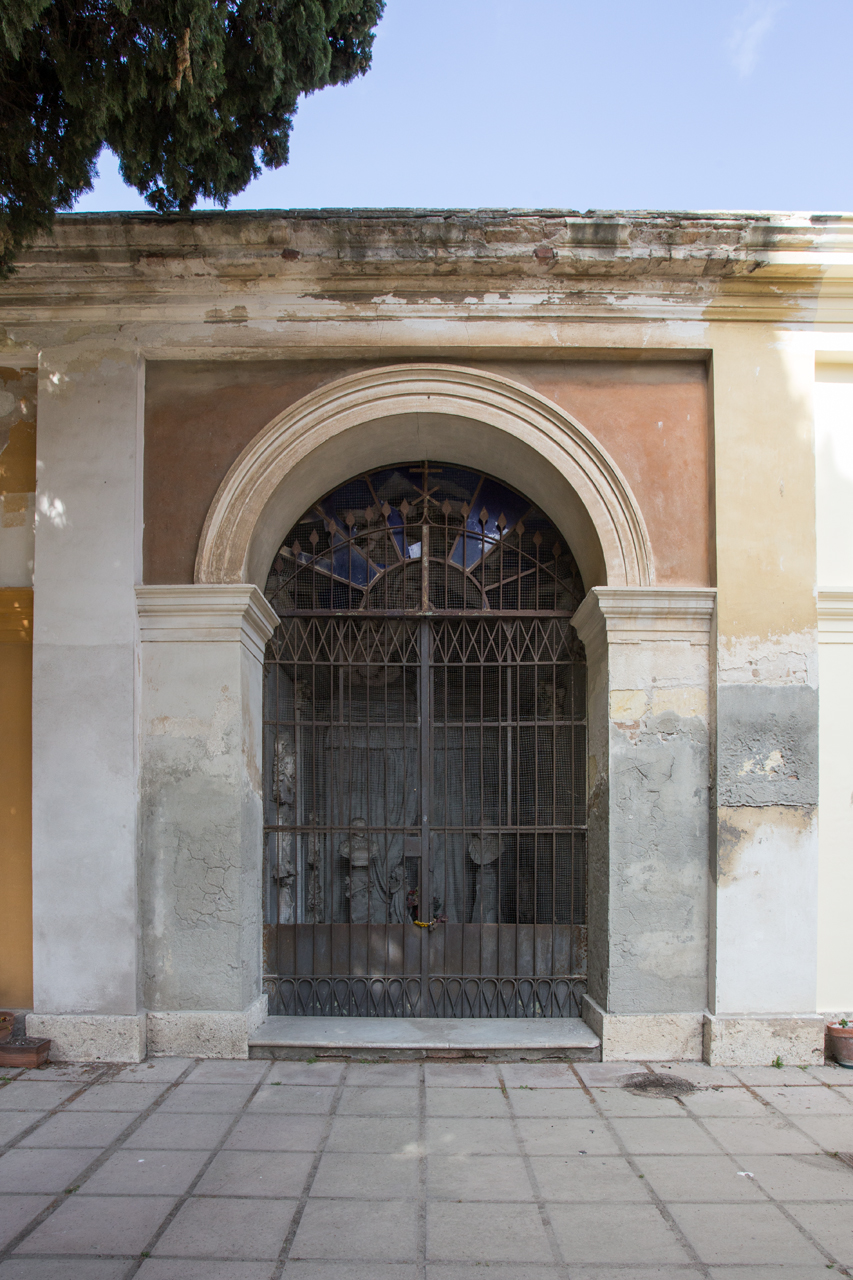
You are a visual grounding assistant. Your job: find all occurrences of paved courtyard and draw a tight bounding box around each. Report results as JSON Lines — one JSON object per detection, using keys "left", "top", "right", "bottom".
{"left": 0, "top": 1056, "right": 852, "bottom": 1279}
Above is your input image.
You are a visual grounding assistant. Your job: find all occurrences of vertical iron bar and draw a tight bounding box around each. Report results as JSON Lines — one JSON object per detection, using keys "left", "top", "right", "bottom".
{"left": 419, "top": 616, "right": 431, "bottom": 1017}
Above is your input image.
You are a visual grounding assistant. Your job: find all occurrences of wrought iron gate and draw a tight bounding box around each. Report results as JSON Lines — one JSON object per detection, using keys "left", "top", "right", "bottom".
{"left": 262, "top": 463, "right": 587, "bottom": 1017}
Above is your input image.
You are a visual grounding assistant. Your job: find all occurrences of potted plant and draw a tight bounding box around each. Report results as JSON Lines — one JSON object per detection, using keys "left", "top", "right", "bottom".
{"left": 827, "top": 1018, "right": 853, "bottom": 1068}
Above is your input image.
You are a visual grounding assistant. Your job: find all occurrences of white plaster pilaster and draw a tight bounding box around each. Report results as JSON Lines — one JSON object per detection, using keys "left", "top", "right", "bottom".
{"left": 573, "top": 587, "right": 716, "bottom": 1024}
{"left": 31, "top": 349, "right": 144, "bottom": 1018}
{"left": 816, "top": 590, "right": 853, "bottom": 1012}
{"left": 136, "top": 585, "right": 277, "bottom": 1021}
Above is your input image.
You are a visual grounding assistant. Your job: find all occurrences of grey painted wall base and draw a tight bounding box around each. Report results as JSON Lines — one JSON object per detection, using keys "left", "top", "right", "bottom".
{"left": 147, "top": 996, "right": 268, "bottom": 1059}
{"left": 704, "top": 1013, "right": 825, "bottom": 1066}
{"left": 26, "top": 1012, "right": 147, "bottom": 1063}
{"left": 582, "top": 996, "right": 704, "bottom": 1062}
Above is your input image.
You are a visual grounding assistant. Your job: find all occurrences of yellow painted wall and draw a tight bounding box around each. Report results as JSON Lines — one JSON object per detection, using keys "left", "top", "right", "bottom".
{"left": 0, "top": 367, "right": 36, "bottom": 1009}
{"left": 709, "top": 325, "right": 817, "bottom": 649}
{"left": 0, "top": 589, "right": 33, "bottom": 1007}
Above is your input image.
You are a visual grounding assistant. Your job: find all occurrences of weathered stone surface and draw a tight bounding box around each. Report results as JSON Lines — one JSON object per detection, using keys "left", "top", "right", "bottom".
{"left": 704, "top": 1014, "right": 825, "bottom": 1067}
{"left": 26, "top": 1013, "right": 147, "bottom": 1063}
{"left": 147, "top": 997, "right": 267, "bottom": 1059}
{"left": 583, "top": 997, "right": 704, "bottom": 1062}
{"left": 718, "top": 684, "right": 819, "bottom": 807}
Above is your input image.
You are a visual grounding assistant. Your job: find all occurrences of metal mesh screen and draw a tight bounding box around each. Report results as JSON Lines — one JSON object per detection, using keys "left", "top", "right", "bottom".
{"left": 263, "top": 464, "right": 588, "bottom": 1018}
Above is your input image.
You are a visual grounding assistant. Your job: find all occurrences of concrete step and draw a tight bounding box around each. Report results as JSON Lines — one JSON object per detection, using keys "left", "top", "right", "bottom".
{"left": 249, "top": 1015, "right": 601, "bottom": 1061}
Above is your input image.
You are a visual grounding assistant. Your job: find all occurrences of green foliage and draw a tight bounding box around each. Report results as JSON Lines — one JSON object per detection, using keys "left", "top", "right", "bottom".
{"left": 0, "top": 0, "right": 384, "bottom": 272}
{"left": 771, "top": 1055, "right": 784, "bottom": 1069}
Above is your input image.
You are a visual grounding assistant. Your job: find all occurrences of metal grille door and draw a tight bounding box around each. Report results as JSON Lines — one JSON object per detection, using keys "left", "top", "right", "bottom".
{"left": 262, "top": 462, "right": 588, "bottom": 1018}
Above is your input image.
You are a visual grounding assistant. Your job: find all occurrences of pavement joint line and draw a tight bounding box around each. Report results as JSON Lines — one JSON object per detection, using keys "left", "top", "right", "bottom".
{"left": 496, "top": 1062, "right": 571, "bottom": 1279}
{"left": 268, "top": 1058, "right": 350, "bottom": 1278}
{"left": 0, "top": 1056, "right": 199, "bottom": 1266}
{"left": 0, "top": 1064, "right": 115, "bottom": 1155}
{"left": 417, "top": 1060, "right": 427, "bottom": 1280}
{"left": 569, "top": 1060, "right": 714, "bottom": 1279}
{"left": 116, "top": 1058, "right": 275, "bottom": 1279}
{"left": 702, "top": 1078, "right": 853, "bottom": 1276}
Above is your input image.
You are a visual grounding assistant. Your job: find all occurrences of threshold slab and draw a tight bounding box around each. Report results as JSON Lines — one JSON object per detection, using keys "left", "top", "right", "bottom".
{"left": 249, "top": 1016, "right": 601, "bottom": 1061}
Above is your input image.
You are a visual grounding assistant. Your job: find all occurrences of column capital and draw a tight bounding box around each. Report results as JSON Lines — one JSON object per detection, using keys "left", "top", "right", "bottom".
{"left": 573, "top": 587, "right": 716, "bottom": 652}
{"left": 136, "top": 584, "right": 278, "bottom": 663}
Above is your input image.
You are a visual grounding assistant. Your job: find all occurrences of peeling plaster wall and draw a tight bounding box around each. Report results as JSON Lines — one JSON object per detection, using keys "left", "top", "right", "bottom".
{"left": 717, "top": 685, "right": 819, "bottom": 808}
{"left": 140, "top": 631, "right": 265, "bottom": 1012}
{"left": 815, "top": 365, "right": 853, "bottom": 1011}
{"left": 606, "top": 660, "right": 711, "bottom": 1014}
{"left": 710, "top": 326, "right": 819, "bottom": 1016}
{"left": 575, "top": 590, "right": 714, "bottom": 1018}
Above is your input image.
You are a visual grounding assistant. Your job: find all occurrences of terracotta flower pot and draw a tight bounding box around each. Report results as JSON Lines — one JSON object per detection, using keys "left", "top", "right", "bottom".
{"left": 827, "top": 1022, "right": 853, "bottom": 1069}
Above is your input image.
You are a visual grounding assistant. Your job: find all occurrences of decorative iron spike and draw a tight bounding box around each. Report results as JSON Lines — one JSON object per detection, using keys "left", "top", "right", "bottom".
{"left": 365, "top": 505, "right": 376, "bottom": 521}
{"left": 553, "top": 541, "right": 562, "bottom": 558}
{"left": 399, "top": 499, "right": 410, "bottom": 517}
{"left": 496, "top": 513, "right": 507, "bottom": 530}
{"left": 442, "top": 499, "right": 452, "bottom": 517}
{"left": 532, "top": 531, "right": 543, "bottom": 547}
{"left": 461, "top": 502, "right": 470, "bottom": 517}
{"left": 479, "top": 507, "right": 489, "bottom": 524}
{"left": 381, "top": 501, "right": 392, "bottom": 518}
{"left": 516, "top": 520, "right": 525, "bottom": 536}
{"left": 309, "top": 530, "right": 319, "bottom": 546}
{"left": 292, "top": 539, "right": 302, "bottom": 557}
{"left": 345, "top": 511, "right": 355, "bottom": 527}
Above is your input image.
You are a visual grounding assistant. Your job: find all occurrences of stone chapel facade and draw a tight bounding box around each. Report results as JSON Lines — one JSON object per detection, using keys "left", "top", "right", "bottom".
{"left": 1, "top": 210, "right": 851, "bottom": 1063}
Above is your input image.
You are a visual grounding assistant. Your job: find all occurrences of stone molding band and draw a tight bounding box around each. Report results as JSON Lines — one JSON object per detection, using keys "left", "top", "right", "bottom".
{"left": 573, "top": 586, "right": 716, "bottom": 655}
{"left": 136, "top": 584, "right": 278, "bottom": 663}
{"left": 817, "top": 588, "right": 853, "bottom": 642}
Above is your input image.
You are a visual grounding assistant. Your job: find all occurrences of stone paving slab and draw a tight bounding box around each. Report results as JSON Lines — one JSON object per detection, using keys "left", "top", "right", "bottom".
{"left": 2, "top": 1055, "right": 853, "bottom": 1276}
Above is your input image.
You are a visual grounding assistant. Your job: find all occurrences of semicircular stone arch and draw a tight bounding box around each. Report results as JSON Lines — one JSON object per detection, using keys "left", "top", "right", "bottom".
{"left": 195, "top": 364, "right": 654, "bottom": 593}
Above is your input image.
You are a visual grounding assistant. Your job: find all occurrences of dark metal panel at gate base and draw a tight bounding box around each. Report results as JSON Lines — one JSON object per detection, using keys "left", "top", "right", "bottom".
{"left": 261, "top": 462, "right": 588, "bottom": 1018}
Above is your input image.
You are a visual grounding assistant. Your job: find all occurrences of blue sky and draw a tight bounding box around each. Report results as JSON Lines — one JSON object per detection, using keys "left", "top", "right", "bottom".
{"left": 74, "top": 0, "right": 852, "bottom": 215}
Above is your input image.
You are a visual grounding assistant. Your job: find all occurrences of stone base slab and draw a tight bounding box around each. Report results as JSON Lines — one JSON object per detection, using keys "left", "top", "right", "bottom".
{"left": 147, "top": 995, "right": 267, "bottom": 1059}
{"left": 704, "top": 1013, "right": 825, "bottom": 1066}
{"left": 582, "top": 997, "right": 704, "bottom": 1061}
{"left": 249, "top": 1015, "right": 601, "bottom": 1061}
{"left": 26, "top": 1013, "right": 147, "bottom": 1063}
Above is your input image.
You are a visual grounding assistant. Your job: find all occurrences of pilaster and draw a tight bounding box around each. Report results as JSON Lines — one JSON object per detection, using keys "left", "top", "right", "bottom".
{"left": 30, "top": 349, "right": 144, "bottom": 1029}
{"left": 136, "top": 584, "right": 277, "bottom": 1056}
{"left": 573, "top": 587, "right": 715, "bottom": 1057}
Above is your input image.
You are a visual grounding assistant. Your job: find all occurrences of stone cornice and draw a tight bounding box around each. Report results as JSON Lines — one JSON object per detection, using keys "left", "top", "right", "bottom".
{"left": 136, "top": 585, "right": 278, "bottom": 662}
{"left": 573, "top": 587, "right": 716, "bottom": 654}
{"left": 1, "top": 210, "right": 853, "bottom": 332}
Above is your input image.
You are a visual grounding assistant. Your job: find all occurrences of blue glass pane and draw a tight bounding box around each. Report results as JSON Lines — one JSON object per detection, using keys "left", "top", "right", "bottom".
{"left": 427, "top": 465, "right": 480, "bottom": 505}
{"left": 450, "top": 476, "right": 530, "bottom": 569}
{"left": 385, "top": 505, "right": 410, "bottom": 561}
{"left": 370, "top": 467, "right": 422, "bottom": 506}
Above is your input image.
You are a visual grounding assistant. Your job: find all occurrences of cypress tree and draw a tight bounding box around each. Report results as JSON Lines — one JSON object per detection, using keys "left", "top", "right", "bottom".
{"left": 0, "top": 0, "right": 384, "bottom": 273}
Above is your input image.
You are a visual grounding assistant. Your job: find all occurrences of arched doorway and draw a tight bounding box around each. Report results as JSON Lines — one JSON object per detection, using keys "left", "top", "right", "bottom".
{"left": 262, "top": 461, "right": 588, "bottom": 1018}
